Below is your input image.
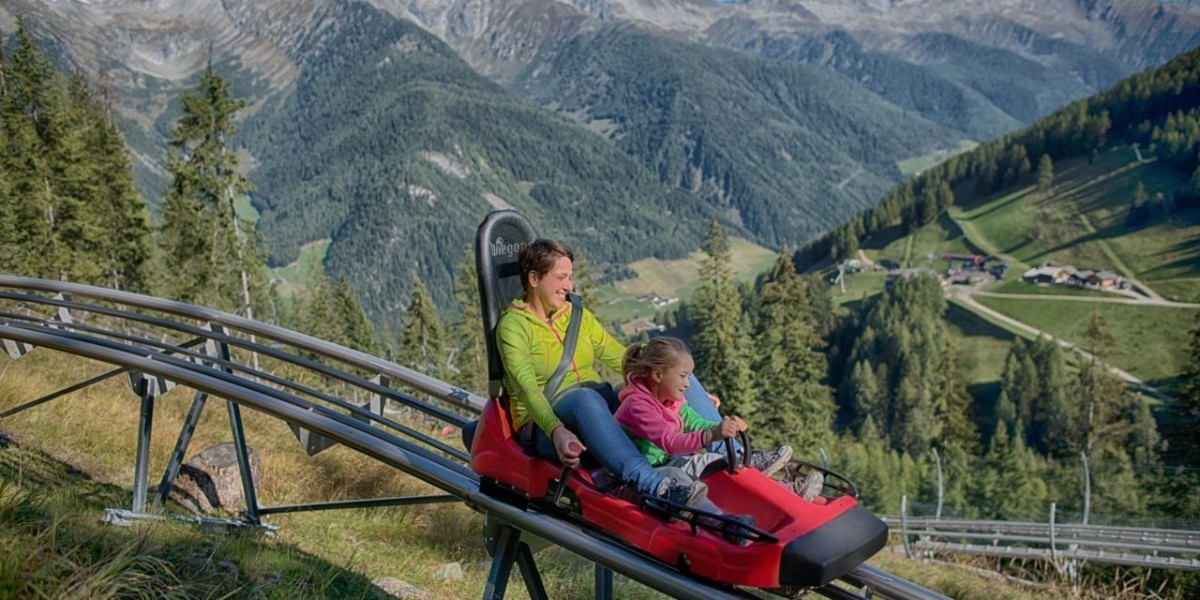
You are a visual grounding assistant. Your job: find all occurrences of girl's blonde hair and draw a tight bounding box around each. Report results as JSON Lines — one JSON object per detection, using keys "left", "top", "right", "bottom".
{"left": 622, "top": 336, "right": 692, "bottom": 379}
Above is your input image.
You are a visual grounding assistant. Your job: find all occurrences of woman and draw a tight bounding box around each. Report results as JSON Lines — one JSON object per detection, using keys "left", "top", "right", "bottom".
{"left": 496, "top": 239, "right": 789, "bottom": 506}
{"left": 496, "top": 239, "right": 706, "bottom": 506}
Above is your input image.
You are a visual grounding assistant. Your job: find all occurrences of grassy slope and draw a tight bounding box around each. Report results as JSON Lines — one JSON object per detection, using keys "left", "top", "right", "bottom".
{"left": 593, "top": 237, "right": 778, "bottom": 327}
{"left": 846, "top": 147, "right": 1200, "bottom": 391}
{"left": 0, "top": 352, "right": 670, "bottom": 599}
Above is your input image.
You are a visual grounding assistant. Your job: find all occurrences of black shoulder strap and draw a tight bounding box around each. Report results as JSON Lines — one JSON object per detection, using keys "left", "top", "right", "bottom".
{"left": 544, "top": 292, "right": 583, "bottom": 402}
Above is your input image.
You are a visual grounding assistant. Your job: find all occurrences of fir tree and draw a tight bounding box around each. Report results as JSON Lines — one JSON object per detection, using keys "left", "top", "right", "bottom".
{"left": 398, "top": 276, "right": 445, "bottom": 378}
{"left": 690, "top": 220, "right": 754, "bottom": 416}
{"left": 1, "top": 22, "right": 59, "bottom": 278}
{"left": 158, "top": 65, "right": 268, "bottom": 313}
{"left": 1036, "top": 153, "right": 1054, "bottom": 197}
{"left": 449, "top": 245, "right": 487, "bottom": 393}
{"left": 936, "top": 339, "right": 979, "bottom": 454}
{"left": 751, "top": 247, "right": 833, "bottom": 451}
{"left": 333, "top": 276, "right": 383, "bottom": 357}
{"left": 71, "top": 74, "right": 152, "bottom": 292}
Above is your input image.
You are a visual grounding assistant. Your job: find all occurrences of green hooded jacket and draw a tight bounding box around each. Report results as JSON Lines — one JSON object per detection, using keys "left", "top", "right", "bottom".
{"left": 496, "top": 298, "right": 625, "bottom": 434}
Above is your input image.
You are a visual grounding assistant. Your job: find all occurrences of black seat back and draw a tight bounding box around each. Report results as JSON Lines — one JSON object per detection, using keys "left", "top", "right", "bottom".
{"left": 475, "top": 210, "right": 539, "bottom": 399}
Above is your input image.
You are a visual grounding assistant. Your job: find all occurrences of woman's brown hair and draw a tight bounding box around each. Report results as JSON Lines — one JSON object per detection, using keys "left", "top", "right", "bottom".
{"left": 518, "top": 239, "right": 574, "bottom": 293}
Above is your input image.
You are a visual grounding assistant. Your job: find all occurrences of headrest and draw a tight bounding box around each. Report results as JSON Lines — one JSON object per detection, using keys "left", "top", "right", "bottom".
{"left": 475, "top": 210, "right": 539, "bottom": 398}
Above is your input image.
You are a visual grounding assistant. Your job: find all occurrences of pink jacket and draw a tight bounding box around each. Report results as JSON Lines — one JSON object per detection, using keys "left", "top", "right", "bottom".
{"left": 614, "top": 376, "right": 709, "bottom": 457}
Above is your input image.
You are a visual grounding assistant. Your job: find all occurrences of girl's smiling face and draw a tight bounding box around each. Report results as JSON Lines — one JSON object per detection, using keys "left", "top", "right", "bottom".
{"left": 652, "top": 354, "right": 693, "bottom": 403}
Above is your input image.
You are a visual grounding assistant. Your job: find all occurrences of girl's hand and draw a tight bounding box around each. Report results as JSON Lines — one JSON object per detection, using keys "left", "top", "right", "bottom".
{"left": 708, "top": 393, "right": 721, "bottom": 409}
{"left": 714, "top": 416, "right": 742, "bottom": 440}
{"left": 729, "top": 415, "right": 748, "bottom": 432}
{"left": 550, "top": 426, "right": 585, "bottom": 469}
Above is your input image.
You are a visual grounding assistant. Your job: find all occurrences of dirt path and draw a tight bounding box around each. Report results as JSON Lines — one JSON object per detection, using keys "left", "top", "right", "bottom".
{"left": 837, "top": 166, "right": 862, "bottom": 191}
{"left": 1075, "top": 213, "right": 1166, "bottom": 302}
{"left": 857, "top": 249, "right": 876, "bottom": 268}
{"left": 973, "top": 290, "right": 1200, "bottom": 309}
{"left": 950, "top": 289, "right": 1171, "bottom": 401}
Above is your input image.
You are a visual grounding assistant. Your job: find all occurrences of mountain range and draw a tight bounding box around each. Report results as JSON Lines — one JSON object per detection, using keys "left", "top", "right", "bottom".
{"left": 1, "top": 0, "right": 1197, "bottom": 323}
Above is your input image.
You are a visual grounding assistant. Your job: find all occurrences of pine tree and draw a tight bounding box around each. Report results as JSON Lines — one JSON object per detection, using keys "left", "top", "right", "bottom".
{"left": 449, "top": 245, "right": 487, "bottom": 393}
{"left": 1, "top": 22, "right": 59, "bottom": 278}
{"left": 398, "top": 276, "right": 445, "bottom": 378}
{"left": 1182, "top": 313, "right": 1200, "bottom": 411}
{"left": 333, "top": 276, "right": 383, "bottom": 357}
{"left": 1036, "top": 154, "right": 1054, "bottom": 197}
{"left": 158, "top": 65, "right": 267, "bottom": 313}
{"left": 689, "top": 220, "right": 754, "bottom": 417}
{"left": 70, "top": 74, "right": 152, "bottom": 291}
{"left": 297, "top": 272, "right": 339, "bottom": 347}
{"left": 751, "top": 247, "right": 833, "bottom": 451}
{"left": 936, "top": 339, "right": 979, "bottom": 454}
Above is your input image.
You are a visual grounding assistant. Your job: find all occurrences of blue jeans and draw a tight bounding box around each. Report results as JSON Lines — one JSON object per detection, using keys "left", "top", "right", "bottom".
{"left": 682, "top": 374, "right": 739, "bottom": 454}
{"left": 527, "top": 386, "right": 666, "bottom": 496}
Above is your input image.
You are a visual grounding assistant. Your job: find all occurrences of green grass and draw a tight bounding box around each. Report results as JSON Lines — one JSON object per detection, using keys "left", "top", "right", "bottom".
{"left": 973, "top": 295, "right": 1199, "bottom": 383}
{"left": 1152, "top": 279, "right": 1200, "bottom": 303}
{"left": 832, "top": 270, "right": 886, "bottom": 308}
{"left": 986, "top": 279, "right": 1116, "bottom": 298}
{"left": 271, "top": 239, "right": 331, "bottom": 300}
{"left": 594, "top": 237, "right": 777, "bottom": 325}
{"left": 0, "top": 352, "right": 672, "bottom": 599}
{"left": 873, "top": 213, "right": 980, "bottom": 275}
{"left": 234, "top": 195, "right": 261, "bottom": 224}
{"left": 944, "top": 303, "right": 1016, "bottom": 385}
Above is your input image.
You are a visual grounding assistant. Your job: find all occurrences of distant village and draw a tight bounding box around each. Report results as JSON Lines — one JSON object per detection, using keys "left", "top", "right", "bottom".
{"left": 1019, "top": 265, "right": 1126, "bottom": 290}
{"left": 843, "top": 253, "right": 1127, "bottom": 295}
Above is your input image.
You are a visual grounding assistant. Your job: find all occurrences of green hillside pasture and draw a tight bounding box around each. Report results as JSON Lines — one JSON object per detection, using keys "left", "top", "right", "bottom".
{"left": 972, "top": 295, "right": 1199, "bottom": 385}
{"left": 875, "top": 213, "right": 980, "bottom": 273}
{"left": 950, "top": 189, "right": 1040, "bottom": 274}
{"left": 987, "top": 279, "right": 1117, "bottom": 298}
{"left": 594, "top": 237, "right": 777, "bottom": 324}
{"left": 944, "top": 303, "right": 1016, "bottom": 386}
{"left": 1024, "top": 153, "right": 1189, "bottom": 275}
{"left": 1108, "top": 205, "right": 1200, "bottom": 292}
{"left": 832, "top": 270, "right": 887, "bottom": 308}
{"left": 1152, "top": 278, "right": 1200, "bottom": 303}
{"left": 271, "top": 239, "right": 331, "bottom": 300}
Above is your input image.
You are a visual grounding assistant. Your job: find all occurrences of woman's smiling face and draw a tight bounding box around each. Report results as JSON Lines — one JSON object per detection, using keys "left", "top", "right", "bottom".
{"left": 530, "top": 255, "right": 573, "bottom": 313}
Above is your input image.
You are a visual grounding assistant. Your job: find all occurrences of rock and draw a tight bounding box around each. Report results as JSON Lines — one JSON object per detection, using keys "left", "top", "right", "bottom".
{"left": 433, "top": 562, "right": 464, "bottom": 582}
{"left": 371, "top": 577, "right": 431, "bottom": 599}
{"left": 168, "top": 442, "right": 260, "bottom": 513}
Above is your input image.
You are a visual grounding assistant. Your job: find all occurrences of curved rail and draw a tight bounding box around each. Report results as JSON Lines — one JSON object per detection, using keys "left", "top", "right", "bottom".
{"left": 0, "top": 276, "right": 945, "bottom": 600}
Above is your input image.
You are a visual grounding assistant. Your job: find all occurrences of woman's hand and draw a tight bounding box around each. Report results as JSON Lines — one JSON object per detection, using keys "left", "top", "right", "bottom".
{"left": 708, "top": 393, "right": 721, "bottom": 409}
{"left": 550, "top": 425, "right": 586, "bottom": 469}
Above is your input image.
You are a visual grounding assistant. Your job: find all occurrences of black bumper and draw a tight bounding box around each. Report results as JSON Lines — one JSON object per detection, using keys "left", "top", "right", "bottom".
{"left": 779, "top": 505, "right": 889, "bottom": 587}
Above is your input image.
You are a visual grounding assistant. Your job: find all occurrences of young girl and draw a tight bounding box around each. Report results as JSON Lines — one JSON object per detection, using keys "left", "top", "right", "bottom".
{"left": 614, "top": 337, "right": 824, "bottom": 501}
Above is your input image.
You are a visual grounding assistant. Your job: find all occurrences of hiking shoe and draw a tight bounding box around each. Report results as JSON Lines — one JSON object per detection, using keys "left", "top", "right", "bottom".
{"left": 721, "top": 513, "right": 758, "bottom": 546}
{"left": 784, "top": 470, "right": 825, "bottom": 502}
{"left": 655, "top": 477, "right": 709, "bottom": 509}
{"left": 744, "top": 445, "right": 793, "bottom": 476}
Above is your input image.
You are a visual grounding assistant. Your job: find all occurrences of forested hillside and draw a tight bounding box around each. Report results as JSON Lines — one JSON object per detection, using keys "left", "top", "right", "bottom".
{"left": 512, "top": 24, "right": 964, "bottom": 246}
{"left": 800, "top": 44, "right": 1200, "bottom": 267}
{"left": 241, "top": 3, "right": 722, "bottom": 324}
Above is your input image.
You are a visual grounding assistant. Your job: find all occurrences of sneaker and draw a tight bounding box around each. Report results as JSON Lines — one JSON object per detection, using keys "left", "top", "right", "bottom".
{"left": 743, "top": 445, "right": 793, "bottom": 476}
{"left": 655, "top": 477, "right": 709, "bottom": 509}
{"left": 796, "top": 468, "right": 825, "bottom": 501}
{"left": 721, "top": 513, "right": 758, "bottom": 546}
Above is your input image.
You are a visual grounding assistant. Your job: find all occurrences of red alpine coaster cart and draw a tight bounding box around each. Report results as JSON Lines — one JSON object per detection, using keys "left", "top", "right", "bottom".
{"left": 467, "top": 210, "right": 888, "bottom": 593}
